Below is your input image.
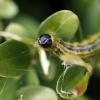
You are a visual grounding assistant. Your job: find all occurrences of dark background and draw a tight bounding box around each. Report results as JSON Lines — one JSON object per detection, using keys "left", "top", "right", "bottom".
{"left": 14, "top": 0, "right": 75, "bottom": 21}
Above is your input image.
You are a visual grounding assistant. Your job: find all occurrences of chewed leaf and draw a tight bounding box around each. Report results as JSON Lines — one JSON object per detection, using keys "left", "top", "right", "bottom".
{"left": 0, "top": 40, "right": 32, "bottom": 78}
{"left": 39, "top": 10, "right": 79, "bottom": 40}
{"left": 56, "top": 64, "right": 90, "bottom": 99}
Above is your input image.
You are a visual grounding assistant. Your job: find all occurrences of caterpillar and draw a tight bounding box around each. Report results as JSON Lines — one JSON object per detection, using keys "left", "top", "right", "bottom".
{"left": 38, "top": 33, "right": 100, "bottom": 59}
{"left": 37, "top": 33, "right": 100, "bottom": 74}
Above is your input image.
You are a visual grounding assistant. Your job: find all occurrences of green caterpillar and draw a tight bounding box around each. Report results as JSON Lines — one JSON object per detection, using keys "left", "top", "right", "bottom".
{"left": 38, "top": 33, "right": 100, "bottom": 58}
{"left": 37, "top": 33, "right": 100, "bottom": 73}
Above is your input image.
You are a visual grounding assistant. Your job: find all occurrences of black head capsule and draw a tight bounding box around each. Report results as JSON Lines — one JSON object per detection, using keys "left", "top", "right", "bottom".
{"left": 38, "top": 34, "right": 52, "bottom": 48}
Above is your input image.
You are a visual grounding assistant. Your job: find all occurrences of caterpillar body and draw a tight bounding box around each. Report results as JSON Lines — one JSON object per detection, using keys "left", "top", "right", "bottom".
{"left": 58, "top": 33, "right": 100, "bottom": 58}
{"left": 38, "top": 33, "right": 100, "bottom": 59}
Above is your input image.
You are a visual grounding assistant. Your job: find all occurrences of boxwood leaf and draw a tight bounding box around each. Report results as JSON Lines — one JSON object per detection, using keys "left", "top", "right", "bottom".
{"left": 0, "top": 1, "right": 18, "bottom": 19}
{"left": 39, "top": 10, "right": 79, "bottom": 40}
{"left": 5, "top": 23, "right": 29, "bottom": 39}
{"left": 0, "top": 23, "right": 34, "bottom": 45}
{"left": 0, "top": 77, "right": 18, "bottom": 100}
{"left": 0, "top": 40, "right": 32, "bottom": 78}
{"left": 16, "top": 85, "right": 58, "bottom": 100}
{"left": 56, "top": 64, "right": 90, "bottom": 99}
{"left": 25, "top": 68, "right": 40, "bottom": 85}
{"left": 14, "top": 15, "right": 39, "bottom": 40}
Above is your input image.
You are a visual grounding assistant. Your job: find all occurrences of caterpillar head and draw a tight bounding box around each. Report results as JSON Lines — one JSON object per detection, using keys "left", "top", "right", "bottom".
{"left": 38, "top": 34, "right": 52, "bottom": 48}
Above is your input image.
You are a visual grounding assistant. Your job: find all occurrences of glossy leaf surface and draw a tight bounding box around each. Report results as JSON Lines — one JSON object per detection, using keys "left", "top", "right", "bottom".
{"left": 0, "top": 78, "right": 17, "bottom": 100}
{"left": 56, "top": 65, "right": 90, "bottom": 99}
{"left": 39, "top": 10, "right": 79, "bottom": 40}
{"left": 0, "top": 40, "right": 32, "bottom": 78}
{"left": 16, "top": 85, "right": 58, "bottom": 100}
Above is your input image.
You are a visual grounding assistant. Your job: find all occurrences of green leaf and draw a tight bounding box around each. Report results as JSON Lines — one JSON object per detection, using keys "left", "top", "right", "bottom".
{"left": 0, "top": 40, "right": 32, "bottom": 78}
{"left": 16, "top": 85, "right": 58, "bottom": 100}
{"left": 14, "top": 15, "right": 39, "bottom": 40}
{"left": 84, "top": 0, "right": 100, "bottom": 34}
{"left": 0, "top": 77, "right": 18, "bottom": 100}
{"left": 2, "top": 23, "right": 34, "bottom": 44}
{"left": 72, "top": 0, "right": 100, "bottom": 35}
{"left": 25, "top": 68, "right": 40, "bottom": 85}
{"left": 72, "top": 0, "right": 90, "bottom": 13}
{"left": 39, "top": 10, "right": 79, "bottom": 40}
{"left": 56, "top": 65, "right": 90, "bottom": 99}
{"left": 5, "top": 23, "right": 29, "bottom": 39}
{"left": 0, "top": 1, "right": 18, "bottom": 19}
